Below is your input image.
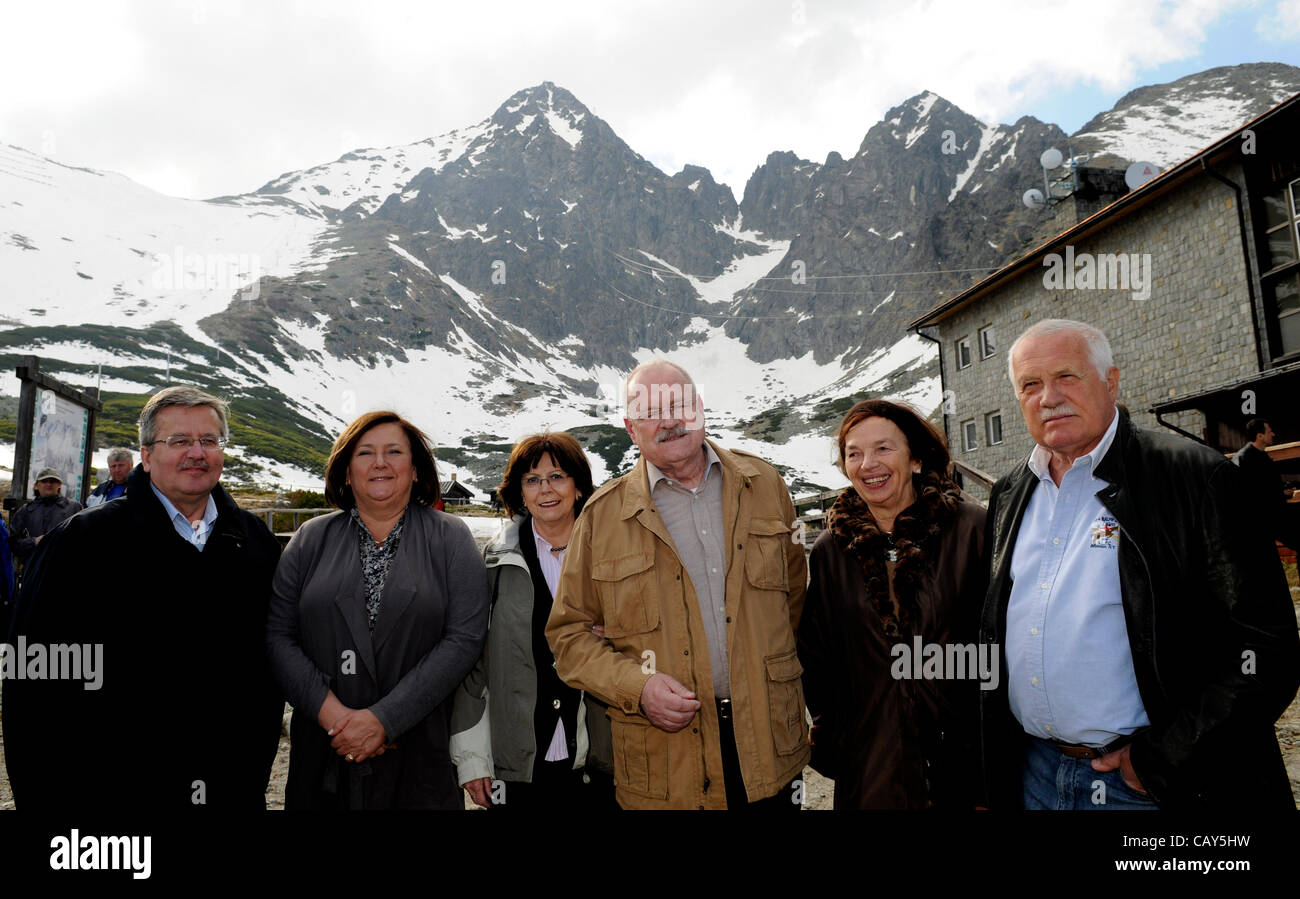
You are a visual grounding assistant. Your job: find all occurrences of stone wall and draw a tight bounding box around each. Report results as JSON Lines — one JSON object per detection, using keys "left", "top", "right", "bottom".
{"left": 936, "top": 161, "right": 1260, "bottom": 478}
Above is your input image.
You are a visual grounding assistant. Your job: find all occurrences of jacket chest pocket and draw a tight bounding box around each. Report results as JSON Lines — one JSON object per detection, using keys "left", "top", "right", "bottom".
{"left": 591, "top": 552, "right": 660, "bottom": 639}
{"left": 744, "top": 518, "right": 791, "bottom": 591}
{"left": 765, "top": 649, "right": 809, "bottom": 756}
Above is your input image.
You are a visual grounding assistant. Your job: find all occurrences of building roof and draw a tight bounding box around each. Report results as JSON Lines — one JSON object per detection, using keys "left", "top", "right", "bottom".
{"left": 440, "top": 479, "right": 474, "bottom": 497}
{"left": 1150, "top": 358, "right": 1300, "bottom": 415}
{"left": 908, "top": 91, "right": 1300, "bottom": 330}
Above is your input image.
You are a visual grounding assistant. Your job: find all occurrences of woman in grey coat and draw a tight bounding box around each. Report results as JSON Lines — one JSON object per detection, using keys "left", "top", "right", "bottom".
{"left": 268, "top": 411, "right": 489, "bottom": 809}
{"left": 450, "top": 431, "right": 614, "bottom": 809}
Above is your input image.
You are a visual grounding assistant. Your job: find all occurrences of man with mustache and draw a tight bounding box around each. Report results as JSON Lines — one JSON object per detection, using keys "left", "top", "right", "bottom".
{"left": 3, "top": 386, "right": 284, "bottom": 809}
{"left": 547, "top": 359, "right": 810, "bottom": 809}
{"left": 980, "top": 318, "right": 1299, "bottom": 809}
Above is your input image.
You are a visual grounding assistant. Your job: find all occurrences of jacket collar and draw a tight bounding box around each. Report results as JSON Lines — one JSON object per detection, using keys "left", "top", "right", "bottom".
{"left": 1027, "top": 405, "right": 1121, "bottom": 484}
{"left": 484, "top": 514, "right": 529, "bottom": 570}
{"left": 828, "top": 476, "right": 962, "bottom": 637}
{"left": 619, "top": 438, "right": 758, "bottom": 521}
{"left": 124, "top": 463, "right": 246, "bottom": 542}
{"left": 1093, "top": 407, "right": 1133, "bottom": 488}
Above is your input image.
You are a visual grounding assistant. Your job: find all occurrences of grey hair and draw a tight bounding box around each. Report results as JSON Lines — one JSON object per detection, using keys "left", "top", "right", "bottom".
{"left": 106, "top": 447, "right": 134, "bottom": 463}
{"left": 138, "top": 386, "right": 231, "bottom": 447}
{"left": 1007, "top": 318, "right": 1115, "bottom": 387}
{"left": 623, "top": 358, "right": 697, "bottom": 414}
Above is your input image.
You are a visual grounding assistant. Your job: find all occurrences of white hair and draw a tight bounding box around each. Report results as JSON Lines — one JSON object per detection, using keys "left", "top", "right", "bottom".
{"left": 1007, "top": 318, "right": 1114, "bottom": 387}
{"left": 623, "top": 358, "right": 697, "bottom": 415}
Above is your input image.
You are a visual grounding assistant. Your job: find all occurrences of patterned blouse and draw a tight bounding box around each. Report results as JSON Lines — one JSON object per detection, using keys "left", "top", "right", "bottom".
{"left": 350, "top": 506, "right": 407, "bottom": 632}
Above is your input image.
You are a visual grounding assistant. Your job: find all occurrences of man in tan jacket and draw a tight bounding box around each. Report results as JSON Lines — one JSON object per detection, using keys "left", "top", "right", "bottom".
{"left": 547, "top": 359, "right": 810, "bottom": 809}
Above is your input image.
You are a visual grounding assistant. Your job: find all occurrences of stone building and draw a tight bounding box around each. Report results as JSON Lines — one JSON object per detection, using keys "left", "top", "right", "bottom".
{"left": 910, "top": 92, "right": 1300, "bottom": 494}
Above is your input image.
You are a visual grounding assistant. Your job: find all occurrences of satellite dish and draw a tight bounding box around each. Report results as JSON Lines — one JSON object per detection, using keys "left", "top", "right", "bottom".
{"left": 1125, "top": 161, "right": 1161, "bottom": 191}
{"left": 1023, "top": 188, "right": 1044, "bottom": 209}
{"left": 1040, "top": 148, "right": 1063, "bottom": 170}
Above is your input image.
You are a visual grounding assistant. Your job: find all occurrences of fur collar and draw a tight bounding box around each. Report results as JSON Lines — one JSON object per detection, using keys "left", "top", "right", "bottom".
{"left": 826, "top": 472, "right": 962, "bottom": 638}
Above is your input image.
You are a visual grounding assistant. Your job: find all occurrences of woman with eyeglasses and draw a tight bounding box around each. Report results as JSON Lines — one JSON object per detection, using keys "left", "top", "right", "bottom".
{"left": 450, "top": 432, "right": 616, "bottom": 809}
{"left": 267, "top": 411, "right": 490, "bottom": 809}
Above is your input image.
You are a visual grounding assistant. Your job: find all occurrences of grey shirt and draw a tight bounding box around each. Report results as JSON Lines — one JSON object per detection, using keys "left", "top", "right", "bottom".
{"left": 646, "top": 443, "right": 730, "bottom": 698}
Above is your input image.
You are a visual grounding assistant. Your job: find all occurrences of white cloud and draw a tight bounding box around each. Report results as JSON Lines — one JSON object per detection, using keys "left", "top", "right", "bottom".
{"left": 0, "top": 0, "right": 1280, "bottom": 201}
{"left": 1260, "top": 0, "right": 1300, "bottom": 38}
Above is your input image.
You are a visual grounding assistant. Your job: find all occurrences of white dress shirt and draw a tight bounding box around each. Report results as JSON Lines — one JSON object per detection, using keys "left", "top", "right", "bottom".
{"left": 1006, "top": 408, "right": 1150, "bottom": 746}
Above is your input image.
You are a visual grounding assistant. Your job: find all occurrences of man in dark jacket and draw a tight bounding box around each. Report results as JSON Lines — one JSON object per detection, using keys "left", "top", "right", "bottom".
{"left": 1233, "top": 418, "right": 1296, "bottom": 550}
{"left": 85, "top": 447, "right": 133, "bottom": 507}
{"left": 981, "top": 319, "right": 1300, "bottom": 810}
{"left": 8, "top": 467, "right": 83, "bottom": 562}
{"left": 2, "top": 386, "right": 283, "bottom": 810}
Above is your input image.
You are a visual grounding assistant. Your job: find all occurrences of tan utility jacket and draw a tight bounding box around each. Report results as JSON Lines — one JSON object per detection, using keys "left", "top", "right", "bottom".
{"left": 546, "top": 440, "right": 810, "bottom": 809}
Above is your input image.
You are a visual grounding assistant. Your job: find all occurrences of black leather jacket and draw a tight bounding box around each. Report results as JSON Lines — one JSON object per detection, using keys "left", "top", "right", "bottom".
{"left": 979, "top": 409, "right": 1300, "bottom": 809}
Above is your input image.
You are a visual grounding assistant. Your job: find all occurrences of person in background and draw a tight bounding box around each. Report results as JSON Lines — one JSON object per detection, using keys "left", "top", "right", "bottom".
{"left": 8, "top": 468, "right": 83, "bottom": 563}
{"left": 268, "top": 410, "right": 490, "bottom": 809}
{"left": 86, "top": 448, "right": 133, "bottom": 507}
{"left": 798, "top": 399, "right": 986, "bottom": 808}
{"left": 0, "top": 514, "right": 14, "bottom": 635}
{"left": 452, "top": 431, "right": 615, "bottom": 809}
{"left": 1233, "top": 418, "right": 1296, "bottom": 550}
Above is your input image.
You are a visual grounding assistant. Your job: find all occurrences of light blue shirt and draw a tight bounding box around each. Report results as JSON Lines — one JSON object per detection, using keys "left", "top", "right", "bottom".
{"left": 1006, "top": 408, "right": 1150, "bottom": 746}
{"left": 150, "top": 482, "right": 218, "bottom": 551}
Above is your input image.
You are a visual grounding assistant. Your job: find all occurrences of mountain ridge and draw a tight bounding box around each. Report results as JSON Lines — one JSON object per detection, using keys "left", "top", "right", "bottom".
{"left": 2, "top": 64, "right": 1298, "bottom": 494}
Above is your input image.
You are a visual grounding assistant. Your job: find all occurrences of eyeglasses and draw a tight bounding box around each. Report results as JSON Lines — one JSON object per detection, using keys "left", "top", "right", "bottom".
{"left": 149, "top": 434, "right": 227, "bottom": 451}
{"left": 627, "top": 399, "right": 698, "bottom": 421}
{"left": 523, "top": 473, "right": 571, "bottom": 490}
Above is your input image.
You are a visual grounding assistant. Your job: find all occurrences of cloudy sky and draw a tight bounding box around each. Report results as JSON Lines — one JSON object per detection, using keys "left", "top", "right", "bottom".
{"left": 4, "top": 0, "right": 1299, "bottom": 201}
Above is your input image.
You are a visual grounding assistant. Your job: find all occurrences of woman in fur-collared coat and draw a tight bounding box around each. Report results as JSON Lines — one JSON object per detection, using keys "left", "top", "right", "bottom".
{"left": 798, "top": 399, "right": 987, "bottom": 809}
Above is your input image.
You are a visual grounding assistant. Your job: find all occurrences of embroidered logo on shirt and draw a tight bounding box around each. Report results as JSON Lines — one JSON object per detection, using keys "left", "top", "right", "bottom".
{"left": 1089, "top": 515, "right": 1119, "bottom": 549}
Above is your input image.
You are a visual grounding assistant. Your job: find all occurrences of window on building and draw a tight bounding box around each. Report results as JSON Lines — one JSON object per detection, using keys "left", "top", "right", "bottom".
{"left": 985, "top": 410, "right": 1003, "bottom": 446}
{"left": 961, "top": 419, "right": 977, "bottom": 452}
{"left": 978, "top": 325, "right": 996, "bottom": 359}
{"left": 1260, "top": 176, "right": 1300, "bottom": 360}
{"left": 956, "top": 335, "right": 972, "bottom": 369}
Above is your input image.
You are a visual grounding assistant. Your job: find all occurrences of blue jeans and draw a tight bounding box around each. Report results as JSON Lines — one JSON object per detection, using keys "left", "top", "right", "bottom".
{"left": 1022, "top": 736, "right": 1158, "bottom": 810}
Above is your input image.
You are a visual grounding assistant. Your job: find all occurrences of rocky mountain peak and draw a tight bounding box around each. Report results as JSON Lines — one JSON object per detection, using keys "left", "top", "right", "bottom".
{"left": 488, "top": 81, "right": 594, "bottom": 152}
{"left": 1071, "top": 62, "right": 1300, "bottom": 167}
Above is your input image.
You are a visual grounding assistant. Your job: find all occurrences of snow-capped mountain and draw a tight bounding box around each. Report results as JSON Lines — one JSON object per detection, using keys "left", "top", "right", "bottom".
{"left": 2, "top": 65, "right": 1297, "bottom": 495}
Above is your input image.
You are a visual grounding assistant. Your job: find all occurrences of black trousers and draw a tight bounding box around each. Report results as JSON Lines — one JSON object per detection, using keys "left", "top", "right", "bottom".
{"left": 716, "top": 699, "right": 801, "bottom": 811}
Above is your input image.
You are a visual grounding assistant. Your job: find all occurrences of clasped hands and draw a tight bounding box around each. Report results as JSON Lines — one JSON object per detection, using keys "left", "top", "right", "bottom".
{"left": 318, "top": 692, "right": 391, "bottom": 763}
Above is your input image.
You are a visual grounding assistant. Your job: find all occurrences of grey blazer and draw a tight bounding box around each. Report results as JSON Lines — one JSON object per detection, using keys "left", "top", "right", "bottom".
{"left": 267, "top": 504, "right": 490, "bottom": 809}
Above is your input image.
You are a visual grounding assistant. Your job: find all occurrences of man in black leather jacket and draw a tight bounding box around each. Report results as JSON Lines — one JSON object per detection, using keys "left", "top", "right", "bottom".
{"left": 981, "top": 319, "right": 1300, "bottom": 809}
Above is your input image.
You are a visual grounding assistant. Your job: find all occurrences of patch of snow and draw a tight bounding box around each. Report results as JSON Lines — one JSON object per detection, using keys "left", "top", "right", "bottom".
{"left": 388, "top": 242, "right": 432, "bottom": 275}
{"left": 948, "top": 123, "right": 998, "bottom": 202}
{"left": 544, "top": 109, "right": 583, "bottom": 148}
